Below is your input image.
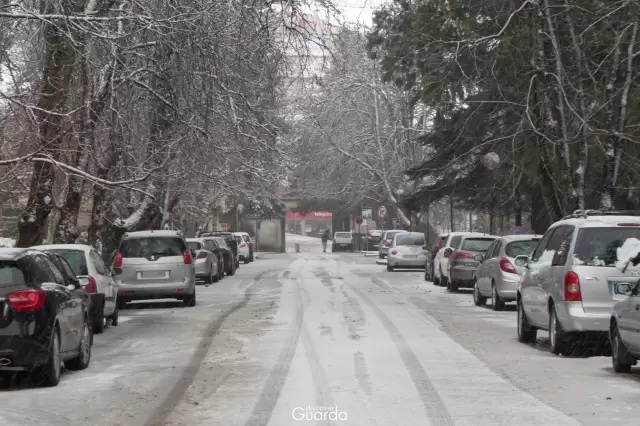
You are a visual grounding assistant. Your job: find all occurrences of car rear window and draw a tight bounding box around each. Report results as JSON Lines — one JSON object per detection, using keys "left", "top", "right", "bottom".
{"left": 385, "top": 231, "right": 403, "bottom": 240}
{"left": 214, "top": 237, "right": 228, "bottom": 248}
{"left": 335, "top": 233, "right": 351, "bottom": 238}
{"left": 461, "top": 238, "right": 495, "bottom": 252}
{"left": 187, "top": 242, "right": 202, "bottom": 251}
{"left": 574, "top": 227, "right": 640, "bottom": 266}
{"left": 45, "top": 249, "right": 88, "bottom": 276}
{"left": 120, "top": 237, "right": 186, "bottom": 258}
{"left": 396, "top": 234, "right": 425, "bottom": 246}
{"left": 505, "top": 240, "right": 540, "bottom": 258}
{"left": 0, "top": 261, "right": 28, "bottom": 288}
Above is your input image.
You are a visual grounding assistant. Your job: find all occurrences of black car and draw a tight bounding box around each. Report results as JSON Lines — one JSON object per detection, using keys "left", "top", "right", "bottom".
{"left": 365, "top": 230, "right": 383, "bottom": 251}
{"left": 211, "top": 237, "right": 237, "bottom": 276}
{"left": 0, "top": 249, "right": 93, "bottom": 386}
{"left": 201, "top": 232, "right": 239, "bottom": 268}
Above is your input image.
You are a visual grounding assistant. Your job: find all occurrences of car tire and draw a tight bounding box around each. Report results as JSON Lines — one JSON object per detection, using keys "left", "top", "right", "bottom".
{"left": 35, "top": 327, "right": 61, "bottom": 387}
{"left": 93, "top": 310, "right": 104, "bottom": 334}
{"left": 212, "top": 266, "right": 220, "bottom": 283}
{"left": 205, "top": 266, "right": 213, "bottom": 284}
{"left": 109, "top": 304, "right": 119, "bottom": 327}
{"left": 378, "top": 254, "right": 384, "bottom": 259}
{"left": 387, "top": 264, "right": 394, "bottom": 272}
{"left": 117, "top": 296, "right": 127, "bottom": 310}
{"left": 473, "top": 281, "right": 486, "bottom": 306}
{"left": 612, "top": 324, "right": 635, "bottom": 373}
{"left": 491, "top": 283, "right": 505, "bottom": 311}
{"left": 244, "top": 257, "right": 250, "bottom": 264}
{"left": 517, "top": 299, "right": 537, "bottom": 343}
{"left": 65, "top": 317, "right": 92, "bottom": 371}
{"left": 185, "top": 291, "right": 196, "bottom": 307}
{"left": 434, "top": 269, "right": 440, "bottom": 286}
{"left": 424, "top": 268, "right": 430, "bottom": 282}
{"left": 449, "top": 279, "right": 458, "bottom": 292}
{"left": 549, "top": 305, "right": 568, "bottom": 355}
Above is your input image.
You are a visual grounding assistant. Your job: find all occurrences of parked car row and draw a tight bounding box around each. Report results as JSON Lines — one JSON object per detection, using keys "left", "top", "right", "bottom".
{"left": 406, "top": 209, "right": 640, "bottom": 372}
{"left": 0, "top": 230, "right": 255, "bottom": 386}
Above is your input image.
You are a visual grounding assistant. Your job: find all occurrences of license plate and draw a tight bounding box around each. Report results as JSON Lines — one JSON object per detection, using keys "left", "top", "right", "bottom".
{"left": 404, "top": 255, "right": 417, "bottom": 259}
{"left": 140, "top": 271, "right": 167, "bottom": 279}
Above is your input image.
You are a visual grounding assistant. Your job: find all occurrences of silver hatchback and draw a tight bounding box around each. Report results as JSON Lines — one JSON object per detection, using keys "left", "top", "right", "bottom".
{"left": 113, "top": 230, "right": 196, "bottom": 307}
{"left": 516, "top": 211, "right": 640, "bottom": 355}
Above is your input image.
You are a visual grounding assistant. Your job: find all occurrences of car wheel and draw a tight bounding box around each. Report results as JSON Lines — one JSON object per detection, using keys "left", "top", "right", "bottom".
{"left": 549, "top": 306, "right": 568, "bottom": 355}
{"left": 612, "top": 324, "right": 635, "bottom": 373}
{"left": 65, "top": 318, "right": 92, "bottom": 371}
{"left": 185, "top": 291, "right": 196, "bottom": 307}
{"left": 212, "top": 266, "right": 220, "bottom": 282}
{"left": 424, "top": 268, "right": 430, "bottom": 282}
{"left": 449, "top": 279, "right": 458, "bottom": 292}
{"left": 117, "top": 296, "right": 127, "bottom": 310}
{"left": 517, "top": 299, "right": 537, "bottom": 343}
{"left": 491, "top": 283, "right": 505, "bottom": 311}
{"left": 244, "top": 257, "right": 250, "bottom": 264}
{"left": 378, "top": 253, "right": 384, "bottom": 259}
{"left": 205, "top": 266, "right": 213, "bottom": 284}
{"left": 109, "top": 304, "right": 119, "bottom": 327}
{"left": 442, "top": 271, "right": 449, "bottom": 289}
{"left": 93, "top": 310, "right": 104, "bottom": 334}
{"left": 387, "top": 263, "right": 394, "bottom": 272}
{"left": 35, "top": 327, "right": 61, "bottom": 387}
{"left": 434, "top": 268, "right": 440, "bottom": 286}
{"left": 473, "top": 281, "right": 486, "bottom": 306}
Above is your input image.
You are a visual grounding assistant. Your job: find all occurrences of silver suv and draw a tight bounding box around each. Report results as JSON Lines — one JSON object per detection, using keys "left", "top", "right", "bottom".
{"left": 113, "top": 230, "right": 196, "bottom": 307}
{"left": 516, "top": 210, "right": 640, "bottom": 355}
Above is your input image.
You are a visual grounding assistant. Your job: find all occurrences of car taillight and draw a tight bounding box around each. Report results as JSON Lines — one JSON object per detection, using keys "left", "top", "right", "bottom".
{"left": 384, "top": 239, "right": 389, "bottom": 245}
{"left": 390, "top": 249, "right": 397, "bottom": 255}
{"left": 197, "top": 252, "right": 207, "bottom": 259}
{"left": 452, "top": 252, "right": 473, "bottom": 259}
{"left": 239, "top": 243, "right": 247, "bottom": 248}
{"left": 564, "top": 271, "right": 582, "bottom": 301}
{"left": 113, "top": 251, "right": 123, "bottom": 267}
{"left": 8, "top": 289, "right": 45, "bottom": 312}
{"left": 84, "top": 276, "right": 98, "bottom": 294}
{"left": 183, "top": 250, "right": 192, "bottom": 265}
{"left": 367, "top": 236, "right": 372, "bottom": 240}
{"left": 499, "top": 257, "right": 517, "bottom": 274}
{"left": 618, "top": 223, "right": 640, "bottom": 227}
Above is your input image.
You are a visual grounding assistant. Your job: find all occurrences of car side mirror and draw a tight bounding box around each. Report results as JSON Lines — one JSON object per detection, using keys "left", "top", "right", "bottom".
{"left": 514, "top": 255, "right": 530, "bottom": 267}
{"left": 112, "top": 267, "right": 123, "bottom": 276}
{"left": 474, "top": 254, "right": 484, "bottom": 262}
{"left": 66, "top": 284, "right": 77, "bottom": 291}
{"left": 615, "top": 282, "right": 639, "bottom": 296}
{"left": 77, "top": 276, "right": 90, "bottom": 287}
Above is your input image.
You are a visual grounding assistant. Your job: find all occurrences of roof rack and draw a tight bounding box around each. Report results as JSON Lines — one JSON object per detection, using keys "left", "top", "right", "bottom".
{"left": 561, "top": 209, "right": 640, "bottom": 220}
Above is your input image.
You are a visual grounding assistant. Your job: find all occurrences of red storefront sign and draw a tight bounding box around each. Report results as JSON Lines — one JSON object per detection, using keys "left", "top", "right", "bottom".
{"left": 285, "top": 211, "right": 332, "bottom": 219}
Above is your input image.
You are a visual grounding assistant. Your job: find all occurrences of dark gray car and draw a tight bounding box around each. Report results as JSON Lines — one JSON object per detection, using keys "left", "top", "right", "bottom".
{"left": 447, "top": 235, "right": 497, "bottom": 292}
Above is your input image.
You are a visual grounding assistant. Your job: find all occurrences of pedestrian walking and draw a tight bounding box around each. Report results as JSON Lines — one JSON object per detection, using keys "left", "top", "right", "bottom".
{"left": 321, "top": 229, "right": 330, "bottom": 252}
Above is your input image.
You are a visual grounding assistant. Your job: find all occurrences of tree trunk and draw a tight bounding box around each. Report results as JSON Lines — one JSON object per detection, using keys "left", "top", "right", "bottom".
{"left": 17, "top": 0, "right": 83, "bottom": 247}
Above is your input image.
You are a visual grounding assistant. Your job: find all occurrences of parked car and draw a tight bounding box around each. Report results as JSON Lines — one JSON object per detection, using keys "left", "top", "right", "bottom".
{"left": 332, "top": 231, "right": 353, "bottom": 252}
{"left": 446, "top": 234, "right": 497, "bottom": 292}
{"left": 424, "top": 234, "right": 448, "bottom": 282}
{"left": 473, "top": 235, "right": 541, "bottom": 310}
{"left": 32, "top": 244, "right": 119, "bottom": 334}
{"left": 378, "top": 229, "right": 408, "bottom": 258}
{"left": 234, "top": 232, "right": 254, "bottom": 262}
{"left": 365, "top": 230, "right": 383, "bottom": 251}
{"left": 0, "top": 248, "right": 92, "bottom": 386}
{"left": 387, "top": 232, "right": 427, "bottom": 272}
{"left": 201, "top": 232, "right": 239, "bottom": 268}
{"left": 186, "top": 238, "right": 221, "bottom": 283}
{"left": 212, "top": 236, "right": 237, "bottom": 276}
{"left": 233, "top": 234, "right": 251, "bottom": 264}
{"left": 610, "top": 280, "right": 640, "bottom": 372}
{"left": 516, "top": 210, "right": 640, "bottom": 355}
{"left": 112, "top": 230, "right": 196, "bottom": 307}
{"left": 433, "top": 232, "right": 486, "bottom": 287}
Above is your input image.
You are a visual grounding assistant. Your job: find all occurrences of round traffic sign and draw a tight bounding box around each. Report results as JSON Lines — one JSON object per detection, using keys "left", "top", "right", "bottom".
{"left": 355, "top": 216, "right": 363, "bottom": 225}
{"left": 378, "top": 206, "right": 387, "bottom": 219}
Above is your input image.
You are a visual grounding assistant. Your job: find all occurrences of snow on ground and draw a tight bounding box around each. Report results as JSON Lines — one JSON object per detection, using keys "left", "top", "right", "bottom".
{"left": 0, "top": 237, "right": 15, "bottom": 247}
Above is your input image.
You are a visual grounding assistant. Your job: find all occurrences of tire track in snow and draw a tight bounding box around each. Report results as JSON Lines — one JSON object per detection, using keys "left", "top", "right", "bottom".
{"left": 143, "top": 269, "right": 276, "bottom": 426}
{"left": 348, "top": 283, "right": 454, "bottom": 426}
{"left": 244, "top": 278, "right": 304, "bottom": 426}
{"left": 353, "top": 351, "right": 372, "bottom": 397}
{"left": 301, "top": 326, "right": 335, "bottom": 426}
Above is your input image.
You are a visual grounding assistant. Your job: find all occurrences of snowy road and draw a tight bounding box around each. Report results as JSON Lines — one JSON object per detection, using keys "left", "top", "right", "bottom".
{"left": 1, "top": 235, "right": 639, "bottom": 425}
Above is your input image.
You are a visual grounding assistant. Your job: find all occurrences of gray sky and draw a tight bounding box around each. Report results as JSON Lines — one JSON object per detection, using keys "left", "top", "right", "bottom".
{"left": 336, "top": 0, "right": 385, "bottom": 26}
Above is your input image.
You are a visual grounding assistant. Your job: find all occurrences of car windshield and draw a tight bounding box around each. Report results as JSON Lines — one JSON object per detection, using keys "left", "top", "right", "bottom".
{"left": 187, "top": 241, "right": 202, "bottom": 251}
{"left": 506, "top": 240, "right": 540, "bottom": 258}
{"left": 461, "top": 238, "right": 495, "bottom": 252}
{"left": 335, "top": 232, "right": 351, "bottom": 238}
{"left": 0, "top": 261, "right": 27, "bottom": 288}
{"left": 45, "top": 249, "right": 88, "bottom": 276}
{"left": 573, "top": 227, "right": 640, "bottom": 266}
{"left": 395, "top": 233, "right": 425, "bottom": 246}
{"left": 120, "top": 237, "right": 186, "bottom": 258}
